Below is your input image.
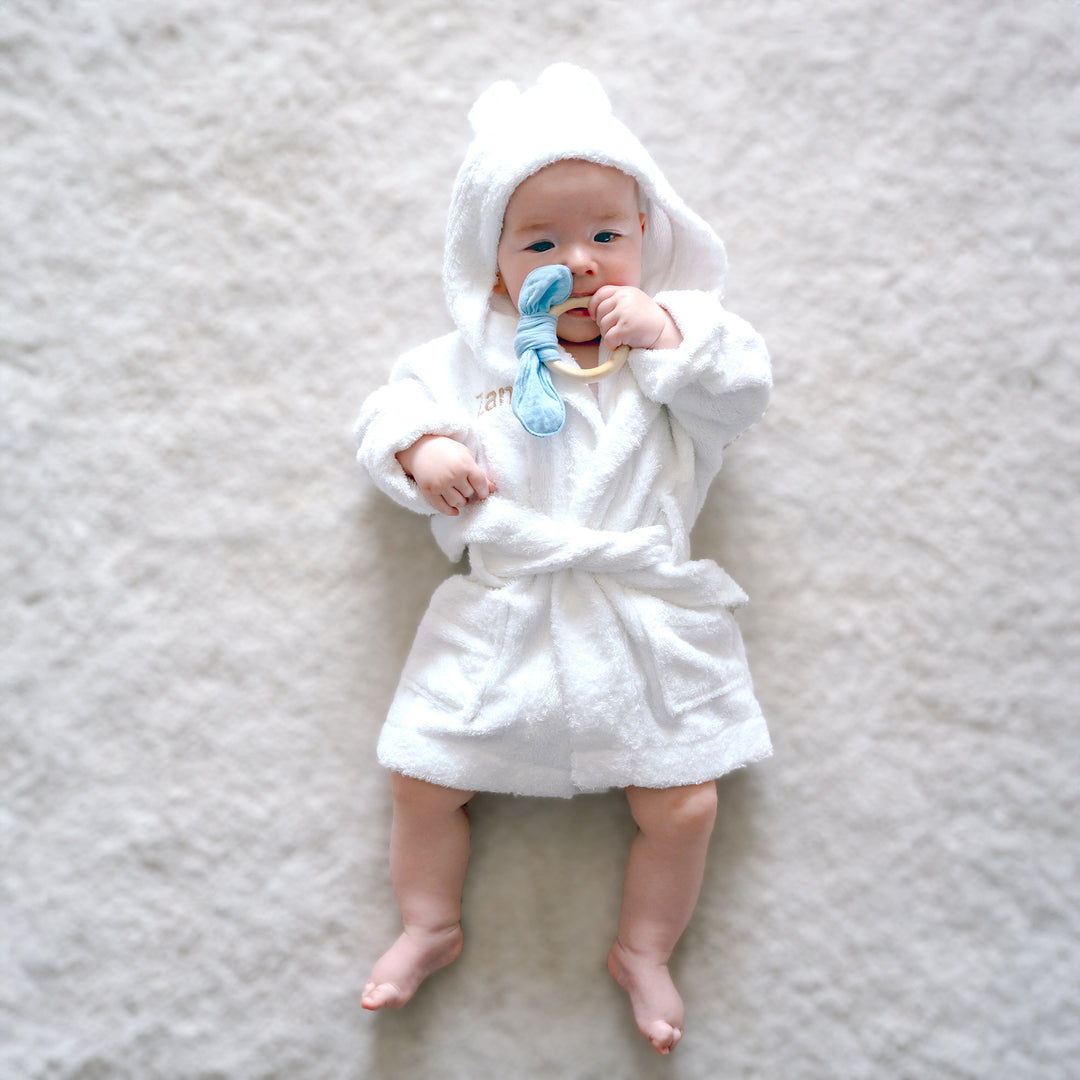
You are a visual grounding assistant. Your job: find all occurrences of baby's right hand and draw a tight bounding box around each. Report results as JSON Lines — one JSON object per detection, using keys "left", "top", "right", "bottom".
{"left": 396, "top": 434, "right": 495, "bottom": 516}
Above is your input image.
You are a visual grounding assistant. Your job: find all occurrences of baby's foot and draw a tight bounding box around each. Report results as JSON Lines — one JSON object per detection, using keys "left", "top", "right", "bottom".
{"left": 362, "top": 924, "right": 463, "bottom": 1010}
{"left": 607, "top": 941, "right": 685, "bottom": 1055}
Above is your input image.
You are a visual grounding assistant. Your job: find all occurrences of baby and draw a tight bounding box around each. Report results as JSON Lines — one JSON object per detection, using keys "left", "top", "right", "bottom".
{"left": 355, "top": 64, "right": 772, "bottom": 1055}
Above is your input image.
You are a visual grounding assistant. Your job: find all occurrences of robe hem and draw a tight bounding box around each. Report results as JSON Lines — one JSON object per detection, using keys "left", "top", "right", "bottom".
{"left": 376, "top": 714, "right": 772, "bottom": 799}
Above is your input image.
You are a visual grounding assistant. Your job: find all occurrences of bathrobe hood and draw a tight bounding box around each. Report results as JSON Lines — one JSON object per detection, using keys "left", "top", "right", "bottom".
{"left": 443, "top": 63, "right": 730, "bottom": 357}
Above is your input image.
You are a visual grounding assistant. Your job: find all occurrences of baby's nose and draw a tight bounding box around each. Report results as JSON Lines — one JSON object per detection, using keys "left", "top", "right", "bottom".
{"left": 563, "top": 245, "right": 597, "bottom": 275}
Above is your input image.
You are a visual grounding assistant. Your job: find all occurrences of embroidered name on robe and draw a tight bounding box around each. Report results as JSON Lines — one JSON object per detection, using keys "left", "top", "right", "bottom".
{"left": 476, "top": 386, "right": 514, "bottom": 417}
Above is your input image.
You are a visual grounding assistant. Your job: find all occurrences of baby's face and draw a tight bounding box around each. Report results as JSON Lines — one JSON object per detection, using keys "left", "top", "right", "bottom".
{"left": 495, "top": 160, "right": 645, "bottom": 344}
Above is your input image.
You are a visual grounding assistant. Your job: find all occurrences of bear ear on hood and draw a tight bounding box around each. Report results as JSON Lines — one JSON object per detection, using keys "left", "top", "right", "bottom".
{"left": 467, "top": 63, "right": 611, "bottom": 137}
{"left": 534, "top": 62, "right": 610, "bottom": 112}
{"left": 468, "top": 79, "right": 518, "bottom": 134}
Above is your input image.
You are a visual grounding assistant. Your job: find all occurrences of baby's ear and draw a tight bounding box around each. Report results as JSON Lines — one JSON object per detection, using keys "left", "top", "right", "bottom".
{"left": 640, "top": 213, "right": 647, "bottom": 234}
{"left": 492, "top": 271, "right": 507, "bottom": 295}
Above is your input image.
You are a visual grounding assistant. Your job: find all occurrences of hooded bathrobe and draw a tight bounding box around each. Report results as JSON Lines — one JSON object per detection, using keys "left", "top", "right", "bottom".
{"left": 356, "top": 64, "right": 773, "bottom": 798}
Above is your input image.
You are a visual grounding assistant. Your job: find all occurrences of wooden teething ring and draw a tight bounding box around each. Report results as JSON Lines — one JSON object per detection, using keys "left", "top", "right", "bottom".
{"left": 543, "top": 296, "right": 630, "bottom": 381}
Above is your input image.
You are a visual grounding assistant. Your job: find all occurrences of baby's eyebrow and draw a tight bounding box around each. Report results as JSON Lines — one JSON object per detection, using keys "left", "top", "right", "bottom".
{"left": 509, "top": 210, "right": 630, "bottom": 236}
{"left": 508, "top": 220, "right": 557, "bottom": 236}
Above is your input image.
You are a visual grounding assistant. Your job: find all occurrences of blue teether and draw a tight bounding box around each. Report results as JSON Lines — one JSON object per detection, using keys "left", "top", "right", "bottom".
{"left": 511, "top": 265, "right": 573, "bottom": 437}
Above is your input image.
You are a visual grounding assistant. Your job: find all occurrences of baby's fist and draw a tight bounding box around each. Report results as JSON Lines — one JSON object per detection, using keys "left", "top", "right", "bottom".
{"left": 589, "top": 287, "right": 682, "bottom": 351}
{"left": 397, "top": 435, "right": 495, "bottom": 516}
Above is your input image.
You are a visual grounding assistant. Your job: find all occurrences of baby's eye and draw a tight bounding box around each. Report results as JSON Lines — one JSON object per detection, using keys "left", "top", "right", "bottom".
{"left": 594, "top": 231, "right": 619, "bottom": 243}
{"left": 526, "top": 240, "right": 555, "bottom": 253}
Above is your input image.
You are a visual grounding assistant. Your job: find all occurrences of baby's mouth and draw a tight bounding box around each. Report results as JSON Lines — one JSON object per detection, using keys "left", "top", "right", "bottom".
{"left": 564, "top": 295, "right": 593, "bottom": 316}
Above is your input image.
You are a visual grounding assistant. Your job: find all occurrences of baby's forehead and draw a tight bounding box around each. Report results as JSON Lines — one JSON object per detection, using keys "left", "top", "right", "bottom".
{"left": 503, "top": 159, "right": 640, "bottom": 222}
{"left": 510, "top": 158, "right": 638, "bottom": 195}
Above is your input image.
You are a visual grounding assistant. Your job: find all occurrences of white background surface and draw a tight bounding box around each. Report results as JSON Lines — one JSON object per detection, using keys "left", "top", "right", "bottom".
{"left": 2, "top": 2, "right": 1077, "bottom": 1077}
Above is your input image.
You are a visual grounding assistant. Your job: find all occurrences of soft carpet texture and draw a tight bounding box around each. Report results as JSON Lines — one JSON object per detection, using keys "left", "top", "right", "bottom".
{"left": 2, "top": 2, "right": 1077, "bottom": 1078}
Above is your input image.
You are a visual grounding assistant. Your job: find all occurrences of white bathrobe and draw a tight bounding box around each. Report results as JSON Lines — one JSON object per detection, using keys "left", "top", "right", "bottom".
{"left": 355, "top": 65, "right": 773, "bottom": 798}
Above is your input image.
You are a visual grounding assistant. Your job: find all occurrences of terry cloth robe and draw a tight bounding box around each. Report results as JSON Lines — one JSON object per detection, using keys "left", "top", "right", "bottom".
{"left": 355, "top": 64, "right": 773, "bottom": 798}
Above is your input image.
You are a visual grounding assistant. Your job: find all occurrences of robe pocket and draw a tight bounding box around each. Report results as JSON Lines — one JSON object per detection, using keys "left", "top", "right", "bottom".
{"left": 398, "top": 574, "right": 509, "bottom": 721}
{"left": 634, "top": 595, "right": 751, "bottom": 717}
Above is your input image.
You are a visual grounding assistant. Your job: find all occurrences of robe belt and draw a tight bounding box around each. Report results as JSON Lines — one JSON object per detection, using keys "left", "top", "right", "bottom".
{"left": 467, "top": 520, "right": 679, "bottom": 584}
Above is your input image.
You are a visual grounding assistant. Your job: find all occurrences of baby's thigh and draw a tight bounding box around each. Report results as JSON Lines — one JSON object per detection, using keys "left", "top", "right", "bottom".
{"left": 391, "top": 772, "right": 474, "bottom": 816}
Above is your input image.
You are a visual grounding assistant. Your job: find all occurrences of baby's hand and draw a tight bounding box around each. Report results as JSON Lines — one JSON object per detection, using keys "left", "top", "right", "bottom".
{"left": 396, "top": 435, "right": 495, "bottom": 516}
{"left": 590, "top": 286, "right": 683, "bottom": 351}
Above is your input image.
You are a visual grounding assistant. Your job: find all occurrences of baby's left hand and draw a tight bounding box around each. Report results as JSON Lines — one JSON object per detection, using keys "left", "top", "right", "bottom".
{"left": 590, "top": 286, "right": 683, "bottom": 351}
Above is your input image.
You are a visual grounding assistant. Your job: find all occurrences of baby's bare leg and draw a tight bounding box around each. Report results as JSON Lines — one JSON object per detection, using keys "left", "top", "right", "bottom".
{"left": 608, "top": 781, "right": 718, "bottom": 1054}
{"left": 362, "top": 772, "right": 474, "bottom": 1011}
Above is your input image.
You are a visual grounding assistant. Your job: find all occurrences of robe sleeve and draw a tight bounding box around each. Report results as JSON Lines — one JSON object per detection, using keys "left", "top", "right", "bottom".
{"left": 627, "top": 289, "right": 772, "bottom": 458}
{"left": 354, "top": 339, "right": 478, "bottom": 515}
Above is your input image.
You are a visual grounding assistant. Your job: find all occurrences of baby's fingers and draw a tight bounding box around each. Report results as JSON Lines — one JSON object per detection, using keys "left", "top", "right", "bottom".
{"left": 590, "top": 289, "right": 640, "bottom": 346}
{"left": 465, "top": 464, "right": 493, "bottom": 502}
{"left": 588, "top": 285, "right": 619, "bottom": 316}
{"left": 433, "top": 467, "right": 493, "bottom": 516}
{"left": 421, "top": 485, "right": 461, "bottom": 515}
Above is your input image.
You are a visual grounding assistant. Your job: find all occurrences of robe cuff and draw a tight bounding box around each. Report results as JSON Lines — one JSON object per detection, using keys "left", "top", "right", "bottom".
{"left": 355, "top": 382, "right": 474, "bottom": 515}
{"left": 631, "top": 291, "right": 748, "bottom": 395}
{"left": 627, "top": 290, "right": 772, "bottom": 446}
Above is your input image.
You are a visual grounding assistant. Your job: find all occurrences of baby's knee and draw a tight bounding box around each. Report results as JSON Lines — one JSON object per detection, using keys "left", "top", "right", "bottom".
{"left": 630, "top": 781, "right": 717, "bottom": 841}
{"left": 669, "top": 782, "right": 718, "bottom": 838}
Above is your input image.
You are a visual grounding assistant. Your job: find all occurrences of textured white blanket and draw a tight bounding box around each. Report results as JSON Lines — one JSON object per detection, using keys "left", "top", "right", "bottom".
{"left": 4, "top": 9, "right": 1077, "bottom": 1078}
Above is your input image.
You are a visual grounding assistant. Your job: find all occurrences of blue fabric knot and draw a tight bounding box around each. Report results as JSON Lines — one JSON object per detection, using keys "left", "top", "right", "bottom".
{"left": 512, "top": 264, "right": 573, "bottom": 437}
